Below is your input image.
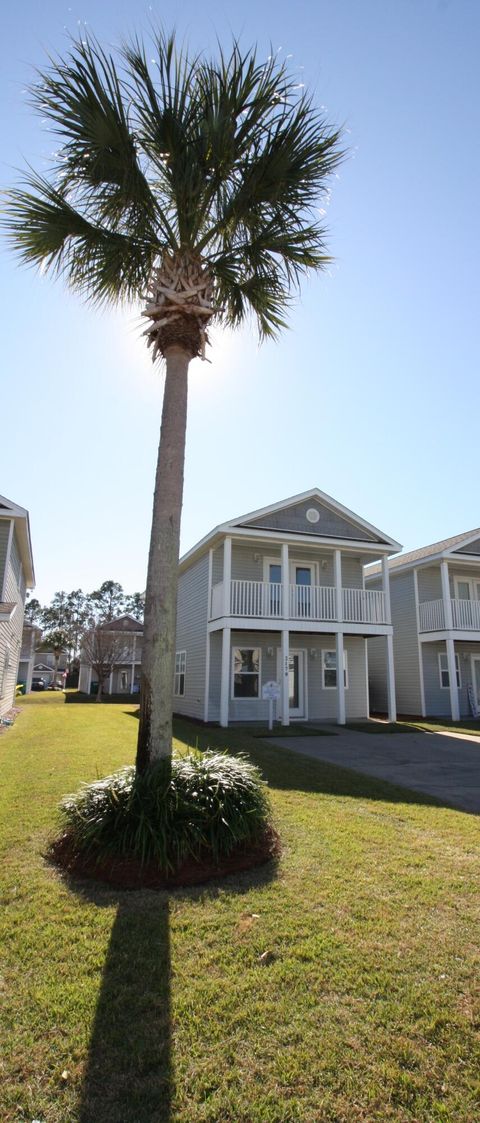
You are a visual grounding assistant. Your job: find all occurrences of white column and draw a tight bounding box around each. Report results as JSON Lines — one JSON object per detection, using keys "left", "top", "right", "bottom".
{"left": 109, "top": 669, "right": 113, "bottom": 696}
{"left": 446, "top": 637, "right": 460, "bottom": 721}
{"left": 441, "top": 560, "right": 453, "bottom": 629}
{"left": 364, "top": 638, "right": 370, "bottom": 719}
{"left": 386, "top": 633, "right": 397, "bottom": 722}
{"left": 281, "top": 627, "right": 290, "bottom": 726}
{"left": 203, "top": 631, "right": 211, "bottom": 723}
{"left": 220, "top": 626, "right": 231, "bottom": 727}
{"left": 87, "top": 666, "right": 92, "bottom": 695}
{"left": 207, "top": 548, "right": 213, "bottom": 621}
{"left": 336, "top": 631, "right": 346, "bottom": 725}
{"left": 334, "top": 550, "right": 343, "bottom": 622}
{"left": 130, "top": 634, "right": 136, "bottom": 693}
{"left": 381, "top": 555, "right": 392, "bottom": 624}
{"left": 223, "top": 537, "right": 232, "bottom": 616}
{"left": 413, "top": 568, "right": 426, "bottom": 716}
{"left": 281, "top": 542, "right": 289, "bottom": 620}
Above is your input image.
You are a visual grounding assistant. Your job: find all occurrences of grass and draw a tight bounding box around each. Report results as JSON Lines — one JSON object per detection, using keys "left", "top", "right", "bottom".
{"left": 400, "top": 717, "right": 480, "bottom": 738}
{"left": 1, "top": 694, "right": 479, "bottom": 1123}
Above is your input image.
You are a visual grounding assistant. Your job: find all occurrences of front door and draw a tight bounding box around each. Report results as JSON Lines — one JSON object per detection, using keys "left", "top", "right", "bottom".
{"left": 290, "top": 563, "right": 314, "bottom": 618}
{"left": 277, "top": 648, "right": 307, "bottom": 718}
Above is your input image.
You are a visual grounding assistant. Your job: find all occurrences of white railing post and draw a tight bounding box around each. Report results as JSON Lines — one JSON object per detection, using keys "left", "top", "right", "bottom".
{"left": 441, "top": 560, "right": 453, "bottom": 629}
{"left": 334, "top": 550, "right": 343, "bottom": 623}
{"left": 445, "top": 642, "right": 460, "bottom": 718}
{"left": 281, "top": 543, "right": 289, "bottom": 621}
{"left": 386, "top": 634, "right": 397, "bottom": 722}
{"left": 223, "top": 537, "right": 232, "bottom": 616}
{"left": 220, "top": 626, "right": 231, "bottom": 727}
{"left": 336, "top": 631, "right": 346, "bottom": 725}
{"left": 381, "top": 555, "right": 392, "bottom": 625}
{"left": 281, "top": 627, "right": 290, "bottom": 726}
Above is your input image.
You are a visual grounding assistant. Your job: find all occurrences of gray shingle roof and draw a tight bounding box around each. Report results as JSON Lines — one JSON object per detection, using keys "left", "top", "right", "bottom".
{"left": 366, "top": 529, "right": 480, "bottom": 576}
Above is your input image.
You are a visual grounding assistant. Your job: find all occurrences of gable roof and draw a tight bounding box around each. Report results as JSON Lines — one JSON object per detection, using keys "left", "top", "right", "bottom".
{"left": 0, "top": 493, "right": 35, "bottom": 588}
{"left": 98, "top": 614, "right": 143, "bottom": 632}
{"left": 179, "top": 487, "right": 401, "bottom": 572}
{"left": 366, "top": 528, "right": 480, "bottom": 578}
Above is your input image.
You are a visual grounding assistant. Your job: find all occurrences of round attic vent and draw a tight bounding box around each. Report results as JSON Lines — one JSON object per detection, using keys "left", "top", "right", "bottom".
{"left": 306, "top": 508, "right": 320, "bottom": 524}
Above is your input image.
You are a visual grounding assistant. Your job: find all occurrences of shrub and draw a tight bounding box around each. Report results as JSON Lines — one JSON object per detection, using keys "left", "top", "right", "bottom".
{"left": 58, "top": 752, "right": 272, "bottom": 871}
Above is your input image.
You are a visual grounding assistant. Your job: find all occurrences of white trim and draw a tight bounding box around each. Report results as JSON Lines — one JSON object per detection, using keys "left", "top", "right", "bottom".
{"left": 334, "top": 550, "right": 342, "bottom": 622}
{"left": 471, "top": 654, "right": 480, "bottom": 711}
{"left": 335, "top": 633, "right": 346, "bottom": 724}
{"left": 445, "top": 638, "right": 460, "bottom": 721}
{"left": 413, "top": 568, "right": 426, "bottom": 716}
{"left": 174, "top": 650, "right": 186, "bottom": 697}
{"left": 220, "top": 627, "right": 230, "bottom": 726}
{"left": 321, "top": 647, "right": 348, "bottom": 690}
{"left": 453, "top": 574, "right": 480, "bottom": 601}
{"left": 223, "top": 537, "right": 232, "bottom": 616}
{"left": 231, "top": 645, "right": 262, "bottom": 701}
{"left": 441, "top": 561, "right": 453, "bottom": 629}
{"left": 1, "top": 520, "right": 14, "bottom": 602}
{"left": 281, "top": 627, "right": 290, "bottom": 726}
{"left": 262, "top": 555, "right": 282, "bottom": 583}
{"left": 180, "top": 526, "right": 400, "bottom": 574}
{"left": 386, "top": 633, "right": 397, "bottom": 722}
{"left": 364, "top": 638, "right": 369, "bottom": 718}
{"left": 276, "top": 645, "right": 307, "bottom": 720}
{"left": 225, "top": 487, "right": 401, "bottom": 548}
{"left": 438, "top": 650, "right": 461, "bottom": 690}
{"left": 204, "top": 551, "right": 213, "bottom": 722}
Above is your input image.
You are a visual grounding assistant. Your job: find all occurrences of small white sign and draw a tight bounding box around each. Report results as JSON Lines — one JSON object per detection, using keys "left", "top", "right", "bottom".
{"left": 262, "top": 680, "right": 281, "bottom": 700}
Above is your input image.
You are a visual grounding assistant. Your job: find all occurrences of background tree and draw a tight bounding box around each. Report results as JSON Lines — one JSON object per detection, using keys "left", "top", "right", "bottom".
{"left": 123, "top": 591, "right": 145, "bottom": 620}
{"left": 89, "top": 580, "right": 126, "bottom": 623}
{"left": 36, "top": 626, "right": 68, "bottom": 688}
{"left": 80, "top": 625, "right": 131, "bottom": 702}
{"left": 3, "top": 30, "right": 344, "bottom": 770}
{"left": 24, "top": 597, "right": 43, "bottom": 625}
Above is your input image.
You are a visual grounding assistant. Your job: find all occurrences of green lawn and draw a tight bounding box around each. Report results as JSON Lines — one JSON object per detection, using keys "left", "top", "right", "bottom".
{"left": 1, "top": 695, "right": 479, "bottom": 1123}
{"left": 401, "top": 717, "right": 480, "bottom": 737}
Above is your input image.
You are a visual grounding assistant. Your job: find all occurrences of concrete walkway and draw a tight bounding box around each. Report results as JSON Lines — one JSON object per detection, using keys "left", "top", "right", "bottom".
{"left": 266, "top": 726, "right": 480, "bottom": 813}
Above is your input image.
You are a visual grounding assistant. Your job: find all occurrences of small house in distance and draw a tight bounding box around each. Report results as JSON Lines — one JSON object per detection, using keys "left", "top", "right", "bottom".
{"left": 174, "top": 488, "right": 401, "bottom": 727}
{"left": 0, "top": 495, "right": 35, "bottom": 716}
{"left": 78, "top": 615, "right": 143, "bottom": 696}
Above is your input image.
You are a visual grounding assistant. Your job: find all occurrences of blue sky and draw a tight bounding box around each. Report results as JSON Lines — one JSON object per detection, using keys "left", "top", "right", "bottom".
{"left": 1, "top": 0, "right": 479, "bottom": 603}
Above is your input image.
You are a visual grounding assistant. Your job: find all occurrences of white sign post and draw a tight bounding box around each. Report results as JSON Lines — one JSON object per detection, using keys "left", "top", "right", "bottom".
{"left": 262, "top": 680, "right": 281, "bottom": 730}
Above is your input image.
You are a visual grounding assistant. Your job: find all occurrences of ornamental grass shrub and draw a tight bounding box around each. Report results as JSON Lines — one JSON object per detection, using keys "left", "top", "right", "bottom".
{"left": 58, "top": 752, "right": 272, "bottom": 872}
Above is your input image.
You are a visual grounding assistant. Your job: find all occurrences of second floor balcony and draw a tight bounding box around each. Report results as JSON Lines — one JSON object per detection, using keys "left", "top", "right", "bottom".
{"left": 419, "top": 597, "right": 480, "bottom": 633}
{"left": 210, "top": 579, "right": 388, "bottom": 626}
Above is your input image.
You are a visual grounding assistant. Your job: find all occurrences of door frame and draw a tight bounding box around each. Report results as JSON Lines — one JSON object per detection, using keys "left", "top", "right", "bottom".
{"left": 276, "top": 646, "right": 308, "bottom": 720}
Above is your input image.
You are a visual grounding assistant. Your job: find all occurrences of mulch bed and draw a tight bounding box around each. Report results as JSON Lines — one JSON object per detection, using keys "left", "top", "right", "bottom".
{"left": 48, "top": 826, "right": 280, "bottom": 890}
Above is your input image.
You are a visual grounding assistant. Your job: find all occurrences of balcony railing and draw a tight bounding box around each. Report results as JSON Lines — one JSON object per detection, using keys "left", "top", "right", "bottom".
{"left": 210, "top": 579, "right": 388, "bottom": 625}
{"left": 419, "top": 597, "right": 480, "bottom": 632}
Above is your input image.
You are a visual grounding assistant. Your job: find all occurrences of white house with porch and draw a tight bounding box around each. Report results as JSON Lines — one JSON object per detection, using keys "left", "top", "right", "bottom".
{"left": 366, "top": 529, "right": 480, "bottom": 721}
{"left": 173, "top": 488, "right": 401, "bottom": 728}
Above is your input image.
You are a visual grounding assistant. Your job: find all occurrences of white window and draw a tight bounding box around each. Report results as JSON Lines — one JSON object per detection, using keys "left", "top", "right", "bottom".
{"left": 322, "top": 649, "right": 348, "bottom": 689}
{"left": 454, "top": 576, "right": 480, "bottom": 601}
{"left": 438, "top": 652, "right": 461, "bottom": 689}
{"left": 174, "top": 651, "right": 186, "bottom": 696}
{"left": 232, "top": 647, "right": 260, "bottom": 698}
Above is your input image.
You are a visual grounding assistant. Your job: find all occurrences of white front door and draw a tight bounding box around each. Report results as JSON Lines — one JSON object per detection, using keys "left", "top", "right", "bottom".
{"left": 277, "top": 648, "right": 307, "bottom": 719}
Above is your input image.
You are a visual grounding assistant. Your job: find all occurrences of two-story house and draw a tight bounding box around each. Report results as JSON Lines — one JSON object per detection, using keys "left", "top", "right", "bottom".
{"left": 0, "top": 495, "right": 35, "bottom": 717}
{"left": 78, "top": 615, "right": 143, "bottom": 695}
{"left": 174, "top": 489, "right": 401, "bottom": 727}
{"left": 18, "top": 622, "right": 42, "bottom": 692}
{"left": 366, "top": 530, "right": 480, "bottom": 720}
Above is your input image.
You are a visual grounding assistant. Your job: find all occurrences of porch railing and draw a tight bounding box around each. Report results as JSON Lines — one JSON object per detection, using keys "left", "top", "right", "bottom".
{"left": 210, "top": 579, "right": 388, "bottom": 625}
{"left": 419, "top": 597, "right": 480, "bottom": 631}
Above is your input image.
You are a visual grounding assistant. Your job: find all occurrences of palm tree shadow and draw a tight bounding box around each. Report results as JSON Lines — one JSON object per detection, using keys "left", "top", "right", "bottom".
{"left": 78, "top": 888, "right": 171, "bottom": 1123}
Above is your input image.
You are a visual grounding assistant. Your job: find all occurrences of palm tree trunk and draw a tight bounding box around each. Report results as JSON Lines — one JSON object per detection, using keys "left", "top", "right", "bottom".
{"left": 136, "top": 345, "right": 190, "bottom": 771}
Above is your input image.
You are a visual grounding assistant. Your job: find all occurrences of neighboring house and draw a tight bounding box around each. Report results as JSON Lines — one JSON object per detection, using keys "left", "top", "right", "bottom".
{"left": 17, "top": 623, "right": 42, "bottom": 692}
{"left": 366, "top": 530, "right": 480, "bottom": 720}
{"left": 78, "top": 615, "right": 143, "bottom": 694}
{"left": 174, "top": 488, "right": 401, "bottom": 727}
{"left": 31, "top": 649, "right": 68, "bottom": 689}
{"left": 0, "top": 495, "right": 35, "bottom": 717}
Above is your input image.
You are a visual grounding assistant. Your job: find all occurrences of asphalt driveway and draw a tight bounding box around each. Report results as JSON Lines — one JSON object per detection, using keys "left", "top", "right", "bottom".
{"left": 267, "top": 726, "right": 480, "bottom": 813}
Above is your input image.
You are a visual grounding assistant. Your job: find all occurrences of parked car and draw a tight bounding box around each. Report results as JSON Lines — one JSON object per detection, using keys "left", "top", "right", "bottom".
{"left": 31, "top": 677, "right": 46, "bottom": 691}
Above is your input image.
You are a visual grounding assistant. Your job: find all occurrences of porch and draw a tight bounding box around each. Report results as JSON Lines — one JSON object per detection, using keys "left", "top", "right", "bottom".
{"left": 210, "top": 578, "right": 388, "bottom": 625}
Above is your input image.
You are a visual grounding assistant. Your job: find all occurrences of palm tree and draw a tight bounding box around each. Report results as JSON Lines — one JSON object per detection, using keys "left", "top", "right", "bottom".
{"left": 3, "top": 31, "right": 344, "bottom": 770}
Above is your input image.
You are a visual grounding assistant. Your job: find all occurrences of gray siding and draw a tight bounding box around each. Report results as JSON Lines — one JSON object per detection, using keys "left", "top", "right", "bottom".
{"left": 0, "top": 520, "right": 11, "bottom": 595}
{"left": 213, "top": 630, "right": 367, "bottom": 724}
{"left": 212, "top": 544, "right": 223, "bottom": 584}
{"left": 0, "top": 534, "right": 26, "bottom": 717}
{"left": 174, "top": 552, "right": 209, "bottom": 720}
{"left": 422, "top": 641, "right": 479, "bottom": 718}
{"left": 457, "top": 539, "right": 480, "bottom": 555}
{"left": 368, "top": 570, "right": 422, "bottom": 715}
{"left": 241, "top": 499, "right": 378, "bottom": 542}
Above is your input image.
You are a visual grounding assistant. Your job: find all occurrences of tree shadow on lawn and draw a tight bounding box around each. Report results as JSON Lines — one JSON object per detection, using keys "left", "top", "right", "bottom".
{"left": 171, "top": 718, "right": 458, "bottom": 813}
{"left": 69, "top": 856, "right": 278, "bottom": 1123}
